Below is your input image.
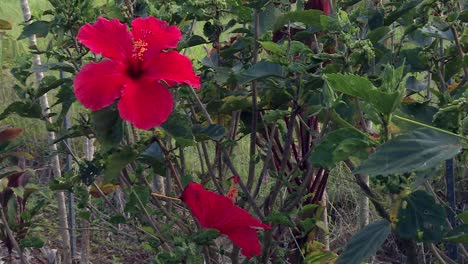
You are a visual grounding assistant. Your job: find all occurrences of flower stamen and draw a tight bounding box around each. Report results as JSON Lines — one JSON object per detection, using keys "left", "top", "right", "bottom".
{"left": 133, "top": 40, "right": 148, "bottom": 61}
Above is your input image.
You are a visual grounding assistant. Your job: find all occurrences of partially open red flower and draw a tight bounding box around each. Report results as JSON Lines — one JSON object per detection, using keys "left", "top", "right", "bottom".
{"left": 181, "top": 182, "right": 271, "bottom": 258}
{"left": 305, "top": 0, "right": 331, "bottom": 16}
{"left": 74, "top": 17, "right": 200, "bottom": 129}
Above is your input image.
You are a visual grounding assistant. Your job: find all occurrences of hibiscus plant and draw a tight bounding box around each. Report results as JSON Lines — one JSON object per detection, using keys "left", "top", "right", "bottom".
{"left": 0, "top": 0, "right": 467, "bottom": 263}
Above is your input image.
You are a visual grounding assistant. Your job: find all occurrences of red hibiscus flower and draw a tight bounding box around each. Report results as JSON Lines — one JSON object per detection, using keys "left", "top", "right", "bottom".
{"left": 74, "top": 17, "right": 200, "bottom": 129}
{"left": 305, "top": 0, "right": 331, "bottom": 16}
{"left": 181, "top": 182, "right": 271, "bottom": 258}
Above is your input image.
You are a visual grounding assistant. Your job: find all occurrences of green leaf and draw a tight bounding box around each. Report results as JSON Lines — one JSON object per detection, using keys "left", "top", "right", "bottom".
{"left": 354, "top": 128, "right": 461, "bottom": 176}
{"left": 0, "top": 19, "right": 12, "bottom": 30}
{"left": 396, "top": 191, "right": 447, "bottom": 241}
{"left": 262, "top": 110, "right": 290, "bottom": 124}
{"left": 458, "top": 211, "right": 468, "bottom": 223}
{"left": 36, "top": 76, "right": 72, "bottom": 98}
{"left": 219, "top": 95, "right": 251, "bottom": 113}
{"left": 266, "top": 212, "right": 295, "bottom": 227}
{"left": 380, "top": 63, "right": 405, "bottom": 93}
{"left": 420, "top": 26, "right": 453, "bottom": 41}
{"left": 109, "top": 214, "right": 126, "bottom": 224}
{"left": 311, "top": 128, "right": 373, "bottom": 169}
{"left": 91, "top": 106, "right": 124, "bottom": 151}
{"left": 19, "top": 235, "right": 44, "bottom": 249}
{"left": 459, "top": 10, "right": 468, "bottom": 22}
{"left": 104, "top": 146, "right": 138, "bottom": 183}
{"left": 139, "top": 142, "right": 165, "bottom": 175}
{"left": 336, "top": 220, "right": 391, "bottom": 264}
{"left": 384, "top": 0, "right": 420, "bottom": 26}
{"left": 237, "top": 61, "right": 285, "bottom": 85}
{"left": 30, "top": 62, "right": 75, "bottom": 73}
{"left": 18, "top": 21, "right": 50, "bottom": 40}
{"left": 367, "top": 26, "right": 390, "bottom": 45}
{"left": 192, "top": 124, "right": 226, "bottom": 141}
{"left": 178, "top": 35, "right": 208, "bottom": 50}
{"left": 0, "top": 101, "right": 42, "bottom": 120}
{"left": 274, "top": 10, "right": 324, "bottom": 32}
{"left": 161, "top": 112, "right": 195, "bottom": 147}
{"left": 325, "top": 73, "right": 403, "bottom": 115}
{"left": 405, "top": 76, "right": 427, "bottom": 92}
{"left": 259, "top": 41, "right": 285, "bottom": 56}
{"left": 192, "top": 229, "right": 220, "bottom": 245}
{"left": 444, "top": 224, "right": 468, "bottom": 243}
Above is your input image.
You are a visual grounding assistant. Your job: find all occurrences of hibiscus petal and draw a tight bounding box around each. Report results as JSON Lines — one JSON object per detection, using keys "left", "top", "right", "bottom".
{"left": 77, "top": 17, "right": 133, "bottom": 61}
{"left": 225, "top": 227, "right": 263, "bottom": 258}
{"left": 131, "top": 17, "right": 182, "bottom": 52}
{"left": 145, "top": 51, "right": 200, "bottom": 88}
{"left": 181, "top": 183, "right": 271, "bottom": 259}
{"left": 74, "top": 60, "right": 127, "bottom": 111}
{"left": 117, "top": 79, "right": 174, "bottom": 129}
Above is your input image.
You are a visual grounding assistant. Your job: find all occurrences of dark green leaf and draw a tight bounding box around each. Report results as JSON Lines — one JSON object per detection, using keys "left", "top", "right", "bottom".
{"left": 274, "top": 10, "right": 324, "bottom": 32}
{"left": 192, "top": 229, "right": 220, "bottom": 245}
{"left": 459, "top": 10, "right": 468, "bottom": 22}
{"left": 367, "top": 26, "right": 390, "bottom": 45}
{"left": 219, "top": 96, "right": 251, "bottom": 113}
{"left": 336, "top": 220, "right": 391, "bottom": 264}
{"left": 109, "top": 214, "right": 126, "bottom": 224}
{"left": 91, "top": 106, "right": 124, "bottom": 151}
{"left": 444, "top": 224, "right": 468, "bottom": 243}
{"left": 36, "top": 76, "right": 72, "bottom": 98}
{"left": 18, "top": 21, "right": 50, "bottom": 40}
{"left": 19, "top": 235, "right": 44, "bottom": 249}
{"left": 384, "top": 0, "right": 420, "bottom": 26}
{"left": 139, "top": 142, "right": 165, "bottom": 175}
{"left": 193, "top": 124, "right": 225, "bottom": 141}
{"left": 311, "top": 128, "right": 373, "bottom": 169}
{"left": 30, "top": 62, "right": 75, "bottom": 73}
{"left": 354, "top": 128, "right": 461, "bottom": 176}
{"left": 178, "top": 35, "right": 208, "bottom": 50}
{"left": 237, "top": 61, "right": 284, "bottom": 85}
{"left": 458, "top": 211, "right": 468, "bottom": 223}
{"left": 104, "top": 146, "right": 139, "bottom": 183}
{"left": 0, "top": 101, "right": 42, "bottom": 120}
{"left": 161, "top": 112, "right": 195, "bottom": 147}
{"left": 396, "top": 191, "right": 447, "bottom": 241}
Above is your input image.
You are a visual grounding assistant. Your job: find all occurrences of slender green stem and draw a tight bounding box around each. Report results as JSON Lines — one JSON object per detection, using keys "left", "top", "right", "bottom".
{"left": 393, "top": 115, "right": 468, "bottom": 141}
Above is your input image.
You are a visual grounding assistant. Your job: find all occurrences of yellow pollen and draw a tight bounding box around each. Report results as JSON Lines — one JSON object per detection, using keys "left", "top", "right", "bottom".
{"left": 133, "top": 40, "right": 148, "bottom": 61}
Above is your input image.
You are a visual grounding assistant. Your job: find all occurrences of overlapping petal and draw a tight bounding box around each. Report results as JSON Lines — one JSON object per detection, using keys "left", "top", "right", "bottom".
{"left": 181, "top": 183, "right": 271, "bottom": 258}
{"left": 131, "top": 17, "right": 182, "bottom": 53}
{"left": 145, "top": 51, "right": 201, "bottom": 88}
{"left": 77, "top": 17, "right": 133, "bottom": 61}
{"left": 74, "top": 60, "right": 127, "bottom": 111}
{"left": 117, "top": 79, "right": 174, "bottom": 130}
